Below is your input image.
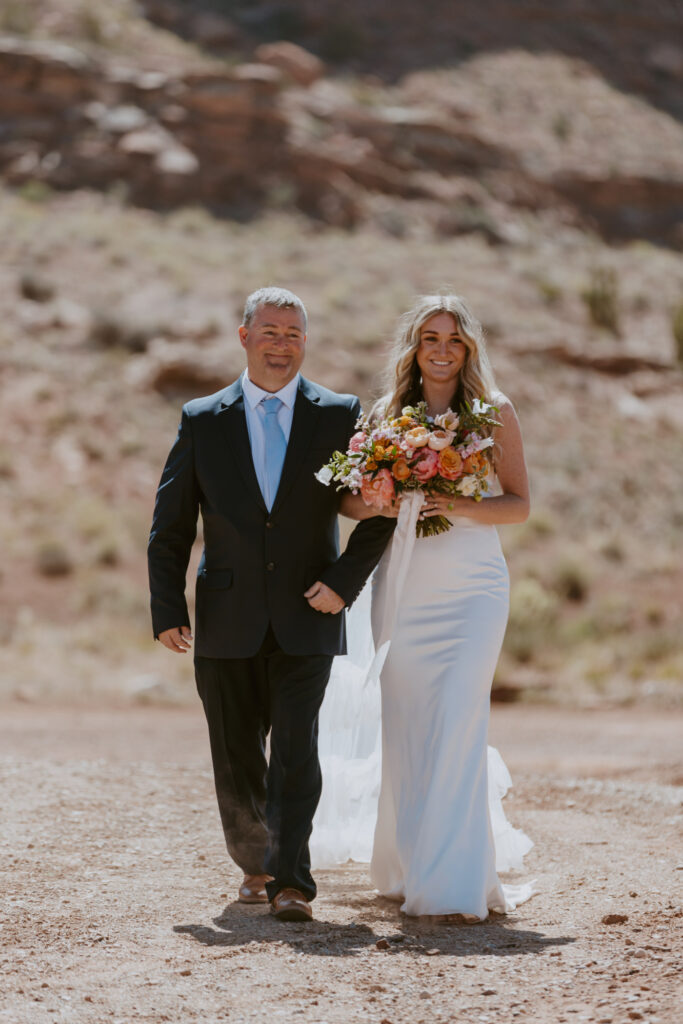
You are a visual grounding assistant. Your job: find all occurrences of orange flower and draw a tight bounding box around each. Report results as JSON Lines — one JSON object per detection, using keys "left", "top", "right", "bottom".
{"left": 391, "top": 458, "right": 411, "bottom": 481}
{"left": 374, "top": 445, "right": 386, "bottom": 461}
{"left": 463, "top": 452, "right": 486, "bottom": 475}
{"left": 365, "top": 459, "right": 378, "bottom": 471}
{"left": 437, "top": 447, "right": 463, "bottom": 481}
{"left": 395, "top": 415, "right": 416, "bottom": 428}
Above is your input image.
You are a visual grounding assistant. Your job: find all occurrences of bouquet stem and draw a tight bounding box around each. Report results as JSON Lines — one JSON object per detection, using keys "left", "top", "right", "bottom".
{"left": 416, "top": 514, "right": 451, "bottom": 538}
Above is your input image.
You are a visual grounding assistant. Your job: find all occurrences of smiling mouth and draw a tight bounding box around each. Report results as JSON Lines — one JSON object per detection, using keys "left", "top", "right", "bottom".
{"left": 431, "top": 360, "right": 452, "bottom": 366}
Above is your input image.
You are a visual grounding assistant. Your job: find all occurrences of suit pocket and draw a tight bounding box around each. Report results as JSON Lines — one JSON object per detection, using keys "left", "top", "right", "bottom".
{"left": 197, "top": 568, "right": 233, "bottom": 590}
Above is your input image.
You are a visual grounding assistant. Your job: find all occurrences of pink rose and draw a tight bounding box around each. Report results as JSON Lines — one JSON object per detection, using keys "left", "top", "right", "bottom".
{"left": 360, "top": 468, "right": 396, "bottom": 509}
{"left": 412, "top": 447, "right": 439, "bottom": 483}
{"left": 348, "top": 431, "right": 366, "bottom": 453}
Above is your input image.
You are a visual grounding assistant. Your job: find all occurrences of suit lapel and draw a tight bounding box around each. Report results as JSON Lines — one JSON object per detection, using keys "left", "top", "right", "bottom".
{"left": 218, "top": 381, "right": 268, "bottom": 513}
{"left": 271, "top": 377, "right": 320, "bottom": 514}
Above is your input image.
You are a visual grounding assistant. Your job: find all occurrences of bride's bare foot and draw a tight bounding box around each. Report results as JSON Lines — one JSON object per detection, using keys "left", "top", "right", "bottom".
{"left": 430, "top": 912, "right": 481, "bottom": 925}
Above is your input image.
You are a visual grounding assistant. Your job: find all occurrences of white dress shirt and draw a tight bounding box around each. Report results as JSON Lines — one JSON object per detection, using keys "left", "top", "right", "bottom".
{"left": 241, "top": 370, "right": 300, "bottom": 509}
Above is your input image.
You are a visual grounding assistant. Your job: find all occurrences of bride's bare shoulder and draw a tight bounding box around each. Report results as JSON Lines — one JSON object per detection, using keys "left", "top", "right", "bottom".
{"left": 490, "top": 390, "right": 515, "bottom": 414}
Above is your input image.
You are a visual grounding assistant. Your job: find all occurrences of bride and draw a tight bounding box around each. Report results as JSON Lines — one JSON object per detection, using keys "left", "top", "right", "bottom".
{"left": 313, "top": 293, "right": 534, "bottom": 921}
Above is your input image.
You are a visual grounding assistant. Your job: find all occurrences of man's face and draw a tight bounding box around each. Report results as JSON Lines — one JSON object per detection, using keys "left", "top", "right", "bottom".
{"left": 238, "top": 304, "right": 306, "bottom": 392}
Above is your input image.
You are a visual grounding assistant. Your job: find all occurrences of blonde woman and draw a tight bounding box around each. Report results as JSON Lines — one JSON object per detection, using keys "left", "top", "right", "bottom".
{"left": 334, "top": 294, "right": 534, "bottom": 921}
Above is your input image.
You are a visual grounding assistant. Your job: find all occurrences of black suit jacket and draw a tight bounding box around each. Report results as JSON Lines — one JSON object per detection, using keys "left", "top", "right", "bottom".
{"left": 148, "top": 375, "right": 395, "bottom": 658}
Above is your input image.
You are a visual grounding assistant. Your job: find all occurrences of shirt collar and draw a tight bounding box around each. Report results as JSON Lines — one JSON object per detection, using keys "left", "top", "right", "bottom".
{"left": 242, "top": 370, "right": 300, "bottom": 411}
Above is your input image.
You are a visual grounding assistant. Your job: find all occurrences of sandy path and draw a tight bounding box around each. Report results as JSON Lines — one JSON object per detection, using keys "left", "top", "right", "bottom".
{"left": 1, "top": 703, "right": 682, "bottom": 1024}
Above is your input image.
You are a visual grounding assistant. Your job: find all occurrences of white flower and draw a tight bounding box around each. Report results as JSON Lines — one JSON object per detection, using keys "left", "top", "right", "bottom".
{"left": 458, "top": 475, "right": 480, "bottom": 497}
{"left": 471, "top": 399, "right": 491, "bottom": 416}
{"left": 315, "top": 466, "right": 334, "bottom": 486}
{"left": 434, "top": 409, "right": 460, "bottom": 431}
{"left": 427, "top": 428, "right": 455, "bottom": 451}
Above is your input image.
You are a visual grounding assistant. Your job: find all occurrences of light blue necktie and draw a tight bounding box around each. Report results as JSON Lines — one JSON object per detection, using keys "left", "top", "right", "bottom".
{"left": 261, "top": 396, "right": 287, "bottom": 508}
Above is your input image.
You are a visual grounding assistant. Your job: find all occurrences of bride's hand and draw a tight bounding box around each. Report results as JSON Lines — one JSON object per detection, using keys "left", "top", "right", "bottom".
{"left": 420, "top": 493, "right": 468, "bottom": 519}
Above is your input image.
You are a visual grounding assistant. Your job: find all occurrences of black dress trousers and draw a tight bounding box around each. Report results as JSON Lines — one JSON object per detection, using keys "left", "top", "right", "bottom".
{"left": 194, "top": 626, "right": 333, "bottom": 902}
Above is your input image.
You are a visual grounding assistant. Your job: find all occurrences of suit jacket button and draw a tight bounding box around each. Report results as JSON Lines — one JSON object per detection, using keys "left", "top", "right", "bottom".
{"left": 266, "top": 562, "right": 275, "bottom": 571}
{"left": 265, "top": 520, "right": 274, "bottom": 529}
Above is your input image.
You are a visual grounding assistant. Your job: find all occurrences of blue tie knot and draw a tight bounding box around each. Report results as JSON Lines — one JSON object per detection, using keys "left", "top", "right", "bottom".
{"left": 262, "top": 396, "right": 282, "bottom": 416}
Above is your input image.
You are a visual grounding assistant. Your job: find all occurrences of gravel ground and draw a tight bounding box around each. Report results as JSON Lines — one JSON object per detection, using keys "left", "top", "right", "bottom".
{"left": 1, "top": 703, "right": 682, "bottom": 1024}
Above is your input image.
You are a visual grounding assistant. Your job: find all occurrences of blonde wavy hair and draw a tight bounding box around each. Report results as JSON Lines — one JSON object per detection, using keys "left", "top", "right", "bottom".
{"left": 376, "top": 294, "right": 497, "bottom": 419}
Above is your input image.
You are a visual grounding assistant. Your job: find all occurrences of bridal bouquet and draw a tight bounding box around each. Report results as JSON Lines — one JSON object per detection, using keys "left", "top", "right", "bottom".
{"left": 316, "top": 399, "right": 501, "bottom": 537}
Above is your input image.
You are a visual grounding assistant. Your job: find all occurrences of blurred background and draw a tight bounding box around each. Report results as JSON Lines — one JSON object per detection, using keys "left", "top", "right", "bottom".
{"left": 1, "top": 0, "right": 681, "bottom": 708}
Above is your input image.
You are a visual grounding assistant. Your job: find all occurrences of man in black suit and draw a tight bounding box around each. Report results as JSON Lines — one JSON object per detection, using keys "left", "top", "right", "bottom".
{"left": 148, "top": 287, "right": 391, "bottom": 921}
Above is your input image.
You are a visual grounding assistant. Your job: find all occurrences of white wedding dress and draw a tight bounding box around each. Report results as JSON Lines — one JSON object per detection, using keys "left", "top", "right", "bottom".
{"left": 312, "top": 490, "right": 534, "bottom": 918}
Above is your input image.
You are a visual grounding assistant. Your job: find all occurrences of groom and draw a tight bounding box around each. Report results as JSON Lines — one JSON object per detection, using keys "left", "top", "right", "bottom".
{"left": 148, "top": 287, "right": 389, "bottom": 921}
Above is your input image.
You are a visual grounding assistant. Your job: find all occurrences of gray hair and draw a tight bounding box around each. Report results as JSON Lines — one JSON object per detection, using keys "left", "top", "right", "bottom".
{"left": 242, "top": 287, "right": 308, "bottom": 330}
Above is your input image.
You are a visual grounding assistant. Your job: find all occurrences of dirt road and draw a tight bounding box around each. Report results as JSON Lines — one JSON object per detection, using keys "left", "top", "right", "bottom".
{"left": 1, "top": 703, "right": 681, "bottom": 1024}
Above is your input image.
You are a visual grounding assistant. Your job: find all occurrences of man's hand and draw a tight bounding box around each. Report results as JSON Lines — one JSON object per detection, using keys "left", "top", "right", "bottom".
{"left": 304, "top": 581, "right": 345, "bottom": 614}
{"left": 158, "top": 625, "right": 193, "bottom": 653}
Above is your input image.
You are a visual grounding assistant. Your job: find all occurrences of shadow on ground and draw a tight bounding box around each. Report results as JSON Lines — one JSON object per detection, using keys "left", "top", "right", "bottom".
{"left": 174, "top": 897, "right": 575, "bottom": 958}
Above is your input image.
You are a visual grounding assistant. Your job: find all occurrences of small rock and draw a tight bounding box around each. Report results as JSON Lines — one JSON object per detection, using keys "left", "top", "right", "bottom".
{"left": 98, "top": 105, "right": 148, "bottom": 134}
{"left": 628, "top": 1012, "right": 643, "bottom": 1021}
{"left": 375, "top": 938, "right": 390, "bottom": 950}
{"left": 602, "top": 914, "right": 628, "bottom": 925}
{"left": 424, "top": 948, "right": 440, "bottom": 956}
{"left": 482, "top": 988, "right": 497, "bottom": 996}
{"left": 155, "top": 146, "right": 200, "bottom": 176}
{"left": 419, "top": 991, "right": 431, "bottom": 999}
{"left": 254, "top": 41, "right": 325, "bottom": 86}
{"left": 632, "top": 949, "right": 647, "bottom": 959}
{"left": 179, "top": 969, "right": 192, "bottom": 976}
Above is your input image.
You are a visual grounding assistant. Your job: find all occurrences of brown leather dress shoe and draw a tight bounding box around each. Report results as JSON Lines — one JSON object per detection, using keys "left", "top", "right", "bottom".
{"left": 238, "top": 873, "right": 272, "bottom": 904}
{"left": 270, "top": 887, "right": 313, "bottom": 922}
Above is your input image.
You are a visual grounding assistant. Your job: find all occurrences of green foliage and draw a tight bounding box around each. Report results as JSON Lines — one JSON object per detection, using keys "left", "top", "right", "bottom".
{"left": 581, "top": 267, "right": 621, "bottom": 336}
{"left": 17, "top": 180, "right": 53, "bottom": 204}
{"left": 535, "top": 277, "right": 562, "bottom": 307}
{"left": 672, "top": 302, "right": 683, "bottom": 364}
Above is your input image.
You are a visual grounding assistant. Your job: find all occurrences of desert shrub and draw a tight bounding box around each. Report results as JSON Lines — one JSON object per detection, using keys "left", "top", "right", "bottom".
{"left": 552, "top": 556, "right": 591, "bottom": 602}
{"left": 535, "top": 277, "right": 562, "bottom": 306}
{"left": 76, "top": 5, "right": 110, "bottom": 45}
{"left": 88, "top": 310, "right": 155, "bottom": 352}
{"left": 672, "top": 303, "right": 683, "bottom": 364}
{"left": 505, "top": 578, "right": 558, "bottom": 664}
{"left": 19, "top": 272, "right": 55, "bottom": 303}
{"left": 36, "top": 541, "right": 74, "bottom": 577}
{"left": 0, "top": 446, "right": 14, "bottom": 479}
{"left": 17, "top": 180, "right": 53, "bottom": 204}
{"left": 599, "top": 535, "right": 624, "bottom": 562}
{"left": 552, "top": 112, "right": 572, "bottom": 141}
{"left": 0, "top": 1, "right": 34, "bottom": 33}
{"left": 94, "top": 540, "right": 121, "bottom": 567}
{"left": 581, "top": 267, "right": 620, "bottom": 336}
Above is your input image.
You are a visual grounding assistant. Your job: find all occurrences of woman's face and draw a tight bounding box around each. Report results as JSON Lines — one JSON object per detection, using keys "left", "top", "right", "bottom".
{"left": 416, "top": 312, "right": 467, "bottom": 388}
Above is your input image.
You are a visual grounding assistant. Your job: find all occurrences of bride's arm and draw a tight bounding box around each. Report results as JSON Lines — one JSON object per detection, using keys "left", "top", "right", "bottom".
{"left": 421, "top": 396, "right": 530, "bottom": 525}
{"left": 339, "top": 491, "right": 399, "bottom": 521}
